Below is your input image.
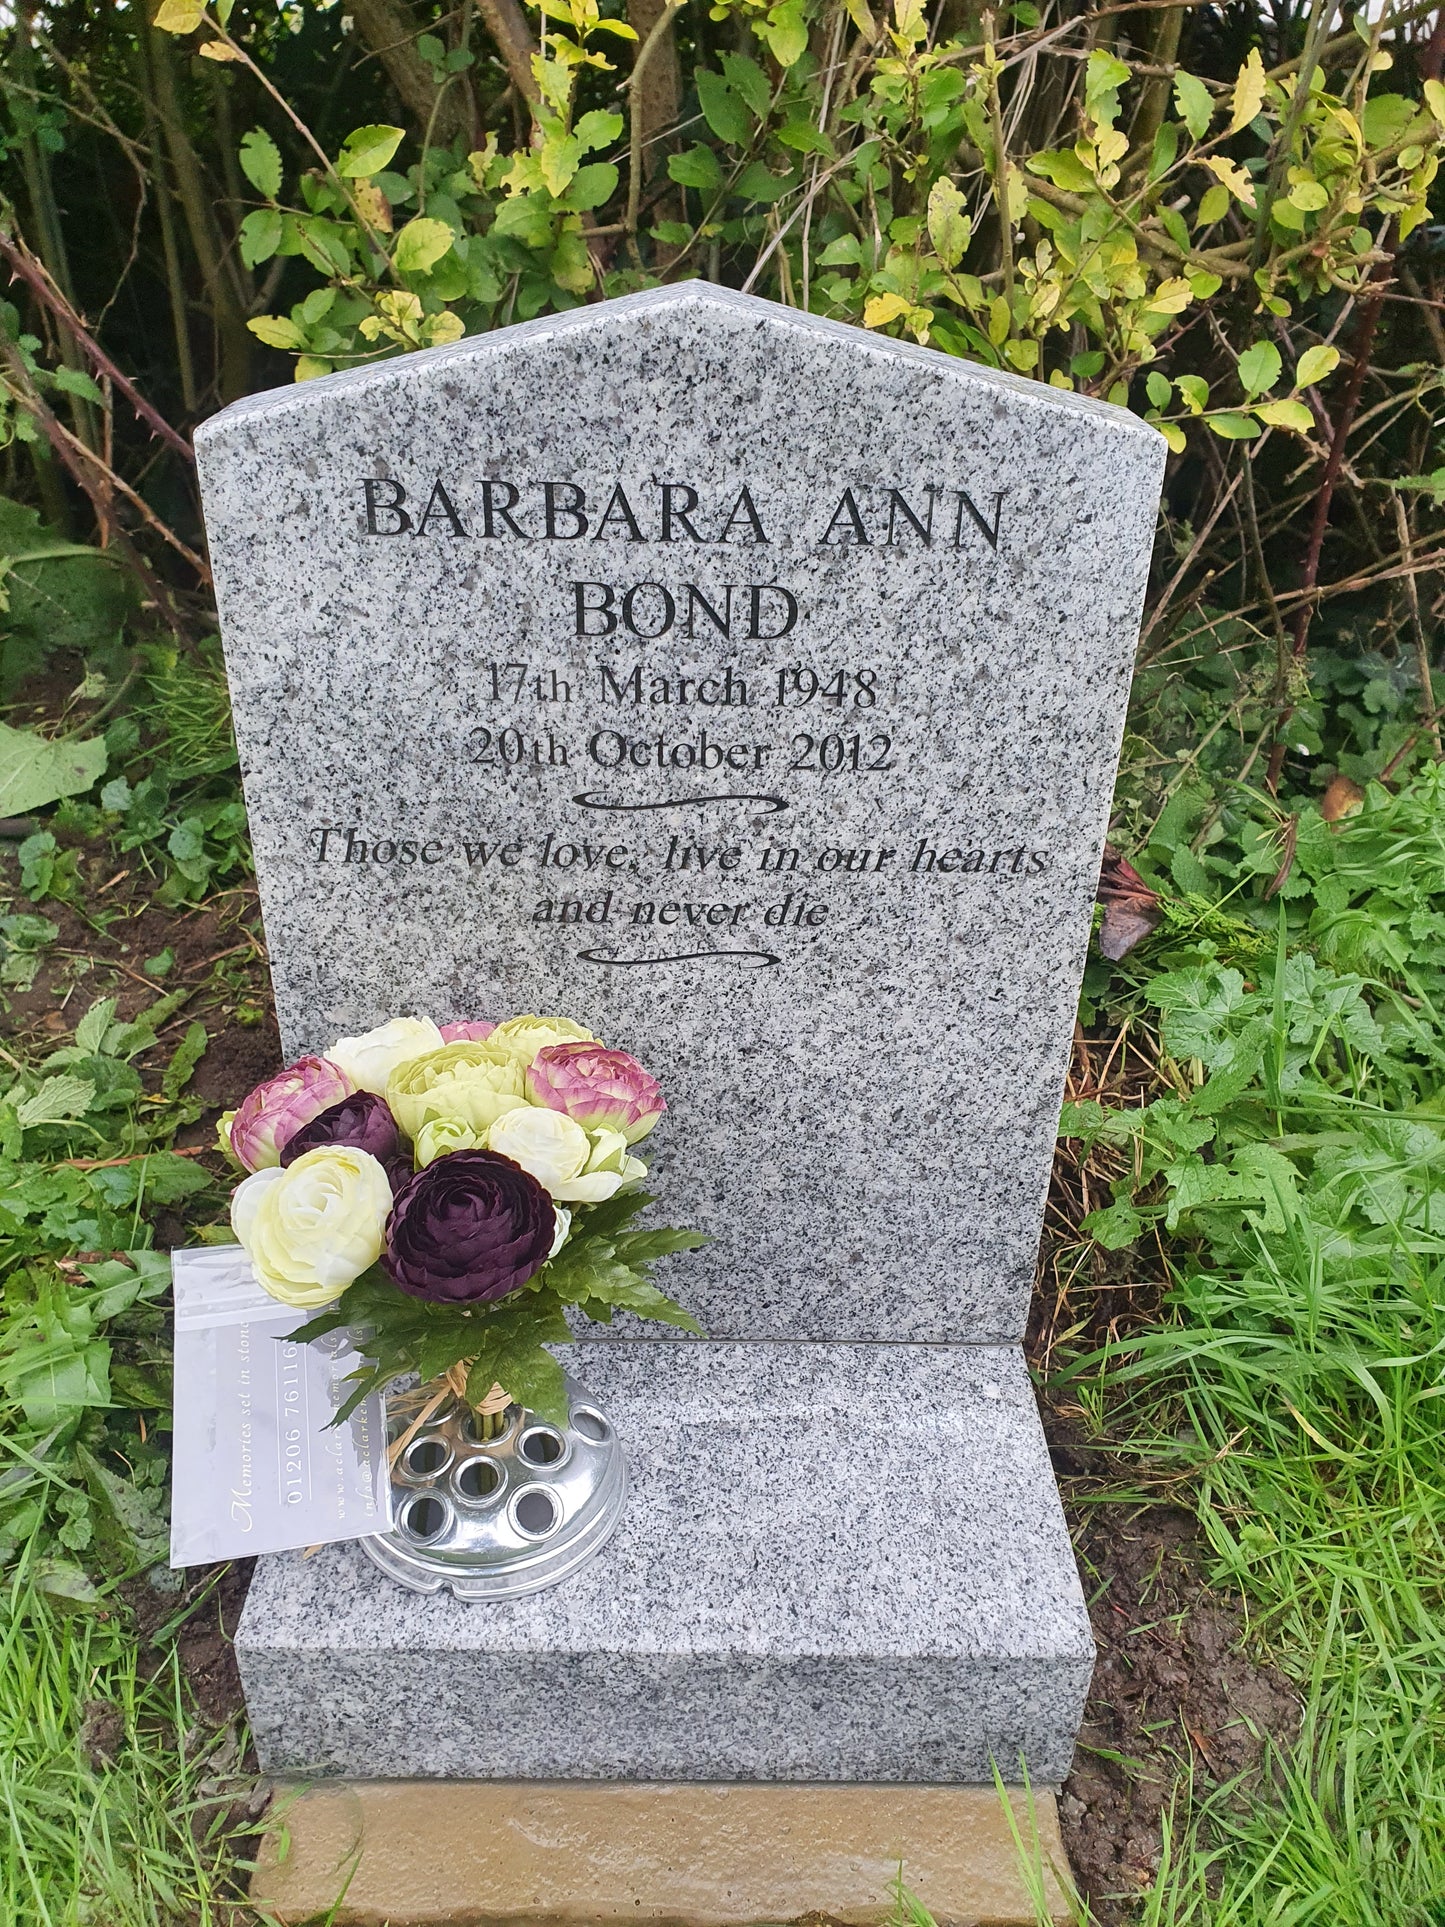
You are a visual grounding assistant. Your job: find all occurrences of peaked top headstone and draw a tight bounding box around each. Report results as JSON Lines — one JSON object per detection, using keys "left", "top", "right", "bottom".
{"left": 196, "top": 283, "right": 1164, "bottom": 1344}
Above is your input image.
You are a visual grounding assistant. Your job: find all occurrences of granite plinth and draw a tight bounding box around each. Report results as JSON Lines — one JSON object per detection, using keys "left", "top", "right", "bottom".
{"left": 236, "top": 1340, "right": 1092, "bottom": 1783}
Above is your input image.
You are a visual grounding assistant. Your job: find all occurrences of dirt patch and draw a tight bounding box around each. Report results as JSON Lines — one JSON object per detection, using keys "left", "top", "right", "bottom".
{"left": 1048, "top": 1486, "right": 1299, "bottom": 1918}
{"left": 125, "top": 1557, "right": 254, "bottom": 1729}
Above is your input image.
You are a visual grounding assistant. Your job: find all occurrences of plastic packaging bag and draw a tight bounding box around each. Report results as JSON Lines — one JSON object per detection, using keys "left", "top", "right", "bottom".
{"left": 170, "top": 1245, "right": 392, "bottom": 1566}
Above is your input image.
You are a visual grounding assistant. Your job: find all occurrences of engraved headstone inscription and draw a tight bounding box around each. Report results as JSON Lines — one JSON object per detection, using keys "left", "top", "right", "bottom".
{"left": 196, "top": 285, "right": 1165, "bottom": 1784}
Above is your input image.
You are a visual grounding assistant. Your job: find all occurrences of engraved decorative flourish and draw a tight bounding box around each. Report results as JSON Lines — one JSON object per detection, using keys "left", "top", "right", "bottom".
{"left": 577, "top": 948, "right": 782, "bottom": 969}
{"left": 571, "top": 792, "right": 789, "bottom": 815}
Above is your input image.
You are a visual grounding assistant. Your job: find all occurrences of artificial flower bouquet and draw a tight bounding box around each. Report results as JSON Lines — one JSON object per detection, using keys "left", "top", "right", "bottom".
{"left": 218, "top": 1013, "right": 703, "bottom": 1429}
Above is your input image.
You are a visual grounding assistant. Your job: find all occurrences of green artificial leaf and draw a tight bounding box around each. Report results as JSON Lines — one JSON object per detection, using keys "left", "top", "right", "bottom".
{"left": 1237, "top": 340, "right": 1282, "bottom": 396}
{"left": 1172, "top": 70, "right": 1214, "bottom": 140}
{"left": 696, "top": 70, "right": 750, "bottom": 146}
{"left": 393, "top": 216, "right": 455, "bottom": 275}
{"left": 239, "top": 127, "right": 283, "bottom": 199}
{"left": 336, "top": 123, "right": 405, "bottom": 178}
{"left": 0, "top": 721, "right": 106, "bottom": 815}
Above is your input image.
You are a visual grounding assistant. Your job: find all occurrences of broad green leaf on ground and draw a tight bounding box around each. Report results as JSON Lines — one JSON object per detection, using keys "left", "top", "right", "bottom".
{"left": 0, "top": 721, "right": 106, "bottom": 815}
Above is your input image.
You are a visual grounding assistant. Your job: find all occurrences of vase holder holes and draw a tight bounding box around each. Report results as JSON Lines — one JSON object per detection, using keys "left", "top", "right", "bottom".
{"left": 464, "top": 1406, "right": 518, "bottom": 1446}
{"left": 400, "top": 1493, "right": 450, "bottom": 1544}
{"left": 571, "top": 1407, "right": 609, "bottom": 1444}
{"left": 403, "top": 1437, "right": 450, "bottom": 1480}
{"left": 455, "top": 1457, "right": 503, "bottom": 1503}
{"left": 511, "top": 1486, "right": 561, "bottom": 1539}
{"left": 518, "top": 1426, "right": 567, "bottom": 1468}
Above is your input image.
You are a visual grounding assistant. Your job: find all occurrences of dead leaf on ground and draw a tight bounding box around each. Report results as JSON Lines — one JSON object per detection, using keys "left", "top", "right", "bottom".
{"left": 1097, "top": 849, "right": 1163, "bottom": 960}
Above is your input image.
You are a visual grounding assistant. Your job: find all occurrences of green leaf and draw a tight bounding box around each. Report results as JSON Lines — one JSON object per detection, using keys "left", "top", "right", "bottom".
{"left": 1255, "top": 398, "right": 1314, "bottom": 433}
{"left": 1145, "top": 370, "right": 1172, "bottom": 409}
{"left": 78, "top": 1447, "right": 169, "bottom": 1573}
{"left": 1082, "top": 1201, "right": 1145, "bottom": 1250}
{"left": 559, "top": 162, "right": 618, "bottom": 211}
{"left": 1172, "top": 71, "right": 1214, "bottom": 140}
{"left": 162, "top": 1022, "right": 208, "bottom": 1100}
{"left": 573, "top": 109, "right": 623, "bottom": 154}
{"left": 247, "top": 314, "right": 306, "bottom": 351}
{"left": 0, "top": 721, "right": 106, "bottom": 815}
{"left": 1294, "top": 343, "right": 1340, "bottom": 390}
{"left": 1026, "top": 148, "right": 1094, "bottom": 193}
{"left": 719, "top": 52, "right": 772, "bottom": 118}
{"left": 1237, "top": 340, "right": 1282, "bottom": 396}
{"left": 14, "top": 1075, "right": 95, "bottom": 1128}
{"left": 758, "top": 0, "right": 809, "bottom": 69}
{"left": 1196, "top": 182, "right": 1230, "bottom": 226}
{"left": 393, "top": 215, "right": 456, "bottom": 275}
{"left": 336, "top": 123, "right": 405, "bottom": 178}
{"left": 696, "top": 70, "right": 750, "bottom": 146}
{"left": 1208, "top": 411, "right": 1261, "bottom": 441}
{"left": 669, "top": 145, "right": 724, "bottom": 193}
{"left": 239, "top": 127, "right": 283, "bottom": 199}
{"left": 239, "top": 207, "right": 283, "bottom": 268}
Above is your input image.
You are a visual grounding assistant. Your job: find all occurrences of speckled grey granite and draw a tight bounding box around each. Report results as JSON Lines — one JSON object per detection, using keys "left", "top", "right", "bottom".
{"left": 196, "top": 286, "right": 1164, "bottom": 1345}
{"left": 236, "top": 1340, "right": 1093, "bottom": 1782}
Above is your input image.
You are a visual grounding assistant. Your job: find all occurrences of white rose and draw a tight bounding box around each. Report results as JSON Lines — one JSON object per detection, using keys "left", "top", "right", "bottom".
{"left": 231, "top": 1146, "right": 393, "bottom": 1309}
{"left": 486, "top": 1105, "right": 592, "bottom": 1195}
{"left": 325, "top": 1015, "right": 444, "bottom": 1095}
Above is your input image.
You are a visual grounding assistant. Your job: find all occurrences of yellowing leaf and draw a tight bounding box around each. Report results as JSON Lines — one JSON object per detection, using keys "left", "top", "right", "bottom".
{"left": 1228, "top": 48, "right": 1266, "bottom": 136}
{"left": 152, "top": 0, "right": 204, "bottom": 32}
{"left": 1203, "top": 155, "right": 1256, "bottom": 208}
{"left": 863, "top": 292, "right": 912, "bottom": 329}
{"left": 1255, "top": 398, "right": 1314, "bottom": 432}
{"left": 1287, "top": 178, "right": 1328, "bottom": 211}
{"left": 337, "top": 124, "right": 406, "bottom": 179}
{"left": 841, "top": 0, "right": 876, "bottom": 37}
{"left": 197, "top": 38, "right": 243, "bottom": 60}
{"left": 926, "top": 176, "right": 970, "bottom": 270}
{"left": 294, "top": 356, "right": 333, "bottom": 382}
{"left": 1158, "top": 420, "right": 1187, "bottom": 453}
{"left": 426, "top": 311, "right": 467, "bottom": 345}
{"left": 1425, "top": 78, "right": 1445, "bottom": 127}
{"left": 393, "top": 216, "right": 455, "bottom": 275}
{"left": 247, "top": 314, "right": 306, "bottom": 350}
{"left": 1145, "top": 276, "right": 1194, "bottom": 315}
{"left": 1294, "top": 344, "right": 1339, "bottom": 390}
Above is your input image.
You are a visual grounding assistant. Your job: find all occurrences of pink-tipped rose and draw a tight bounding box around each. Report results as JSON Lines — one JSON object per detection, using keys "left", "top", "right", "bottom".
{"left": 227, "top": 1055, "right": 355, "bottom": 1172}
{"left": 440, "top": 1019, "right": 497, "bottom": 1043}
{"left": 526, "top": 1041, "right": 665, "bottom": 1145}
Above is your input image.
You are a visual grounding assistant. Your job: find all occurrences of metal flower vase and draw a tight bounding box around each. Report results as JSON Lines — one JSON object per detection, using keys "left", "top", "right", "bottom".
{"left": 360, "top": 1372, "right": 626, "bottom": 1600}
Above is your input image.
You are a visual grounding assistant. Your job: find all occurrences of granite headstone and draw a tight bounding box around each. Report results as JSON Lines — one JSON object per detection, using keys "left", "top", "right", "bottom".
{"left": 195, "top": 285, "right": 1164, "bottom": 1783}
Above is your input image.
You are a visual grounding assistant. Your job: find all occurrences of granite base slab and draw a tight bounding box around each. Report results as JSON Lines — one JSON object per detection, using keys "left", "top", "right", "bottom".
{"left": 236, "top": 1341, "right": 1093, "bottom": 1783}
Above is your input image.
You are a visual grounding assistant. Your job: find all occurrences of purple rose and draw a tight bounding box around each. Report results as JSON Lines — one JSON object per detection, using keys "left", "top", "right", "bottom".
{"left": 280, "top": 1091, "right": 404, "bottom": 1185}
{"left": 383, "top": 1150, "right": 556, "bottom": 1305}
{"left": 440, "top": 1019, "right": 497, "bottom": 1043}
{"left": 527, "top": 1041, "right": 666, "bottom": 1144}
{"left": 228, "top": 1055, "right": 354, "bottom": 1172}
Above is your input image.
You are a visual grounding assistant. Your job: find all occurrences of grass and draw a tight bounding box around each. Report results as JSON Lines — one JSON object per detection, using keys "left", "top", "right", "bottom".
{"left": 0, "top": 1557, "right": 257, "bottom": 1926}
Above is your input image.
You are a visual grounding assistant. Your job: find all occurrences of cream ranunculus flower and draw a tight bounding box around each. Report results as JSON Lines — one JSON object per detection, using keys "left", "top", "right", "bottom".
{"left": 387, "top": 1041, "right": 528, "bottom": 1139}
{"left": 231, "top": 1146, "right": 393, "bottom": 1309}
{"left": 326, "top": 1015, "right": 444, "bottom": 1095}
{"left": 488, "top": 1013, "right": 596, "bottom": 1067}
{"left": 413, "top": 1115, "right": 485, "bottom": 1166}
{"left": 548, "top": 1205, "right": 572, "bottom": 1259}
{"left": 485, "top": 1109, "right": 647, "bottom": 1203}
{"left": 554, "top": 1126, "right": 649, "bottom": 1203}
{"left": 485, "top": 1105, "right": 592, "bottom": 1193}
